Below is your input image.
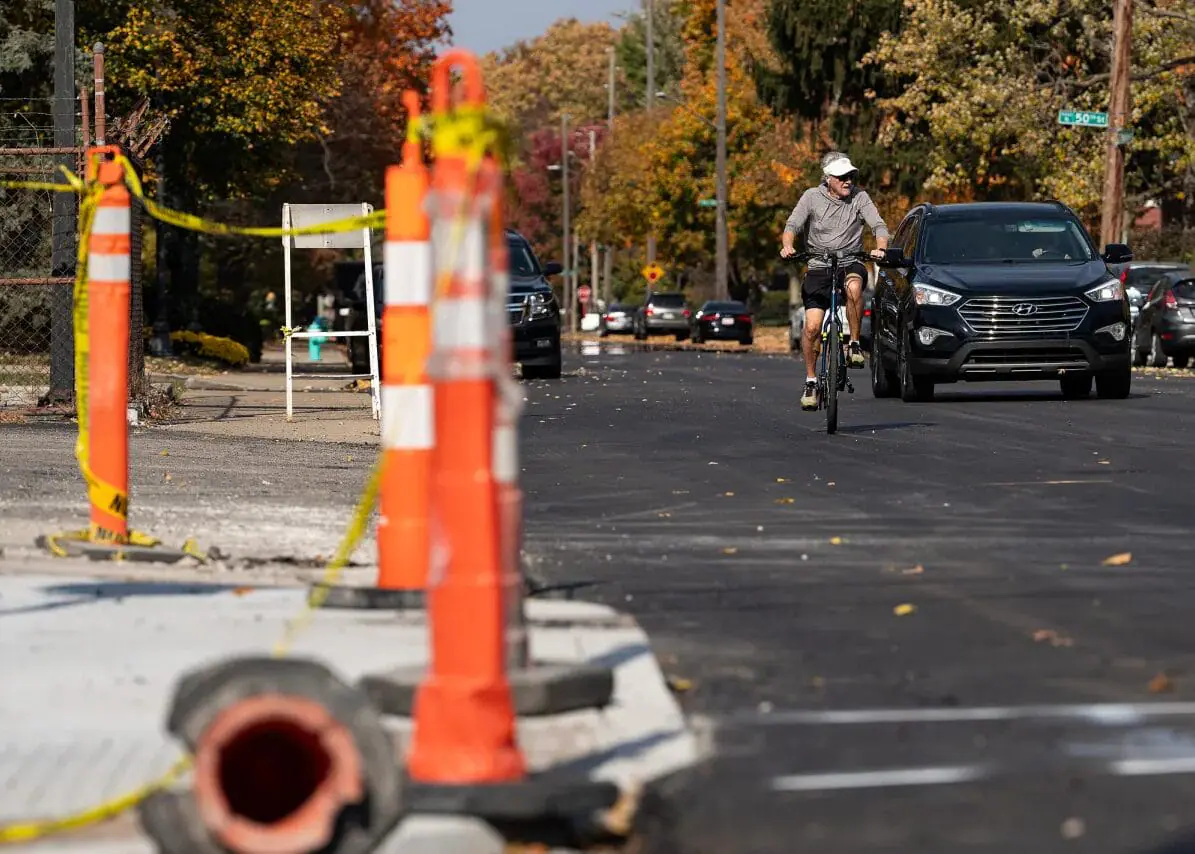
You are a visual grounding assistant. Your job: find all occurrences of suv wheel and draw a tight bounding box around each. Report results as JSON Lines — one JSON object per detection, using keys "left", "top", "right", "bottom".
{"left": 1149, "top": 333, "right": 1167, "bottom": 368}
{"left": 1059, "top": 372, "right": 1093, "bottom": 399}
{"left": 1173, "top": 354, "right": 1190, "bottom": 369}
{"left": 870, "top": 335, "right": 898, "bottom": 398}
{"left": 898, "top": 337, "right": 934, "bottom": 402}
{"left": 1095, "top": 367, "right": 1132, "bottom": 399}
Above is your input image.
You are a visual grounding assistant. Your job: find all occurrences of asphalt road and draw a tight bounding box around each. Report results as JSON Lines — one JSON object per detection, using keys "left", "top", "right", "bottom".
{"left": 520, "top": 342, "right": 1195, "bottom": 854}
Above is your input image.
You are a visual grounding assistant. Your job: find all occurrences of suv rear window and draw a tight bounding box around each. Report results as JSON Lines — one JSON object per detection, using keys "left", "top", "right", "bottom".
{"left": 1172, "top": 280, "right": 1195, "bottom": 301}
{"left": 650, "top": 294, "right": 686, "bottom": 308}
{"left": 923, "top": 214, "right": 1095, "bottom": 264}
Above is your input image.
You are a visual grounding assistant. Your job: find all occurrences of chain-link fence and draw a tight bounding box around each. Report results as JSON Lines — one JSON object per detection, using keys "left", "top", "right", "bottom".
{"left": 0, "top": 147, "right": 82, "bottom": 412}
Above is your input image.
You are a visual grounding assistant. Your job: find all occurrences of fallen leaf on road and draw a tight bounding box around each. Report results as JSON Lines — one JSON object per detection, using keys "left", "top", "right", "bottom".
{"left": 1102, "top": 552, "right": 1133, "bottom": 566}
{"left": 1033, "top": 629, "right": 1074, "bottom": 647}
{"left": 894, "top": 603, "right": 916, "bottom": 616}
{"left": 775, "top": 497, "right": 795, "bottom": 505}
{"left": 776, "top": 477, "right": 790, "bottom": 483}
{"left": 232, "top": 587, "right": 253, "bottom": 596}
{"left": 723, "top": 491, "right": 735, "bottom": 497}
{"left": 666, "top": 675, "right": 694, "bottom": 693}
{"left": 903, "top": 565, "right": 925, "bottom": 575}
{"left": 346, "top": 455, "right": 353, "bottom": 462}
{"left": 1061, "top": 817, "right": 1086, "bottom": 840}
{"left": 1097, "top": 460, "right": 1110, "bottom": 465}
{"left": 722, "top": 547, "right": 739, "bottom": 555}
{"left": 830, "top": 536, "right": 844, "bottom": 545}
{"left": 159, "top": 449, "right": 169, "bottom": 456}
{"left": 827, "top": 482, "right": 836, "bottom": 487}
{"left": 1149, "top": 672, "right": 1174, "bottom": 694}
{"left": 163, "top": 473, "right": 172, "bottom": 482}
{"left": 657, "top": 512, "right": 672, "bottom": 518}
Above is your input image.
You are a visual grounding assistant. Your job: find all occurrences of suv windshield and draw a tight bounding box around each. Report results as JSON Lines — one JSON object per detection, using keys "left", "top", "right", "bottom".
{"left": 650, "top": 294, "right": 686, "bottom": 308}
{"left": 507, "top": 239, "right": 541, "bottom": 277}
{"left": 923, "top": 214, "right": 1096, "bottom": 264}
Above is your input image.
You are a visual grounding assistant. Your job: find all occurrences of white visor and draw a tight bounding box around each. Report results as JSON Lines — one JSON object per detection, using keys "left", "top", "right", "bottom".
{"left": 823, "top": 157, "right": 857, "bottom": 178}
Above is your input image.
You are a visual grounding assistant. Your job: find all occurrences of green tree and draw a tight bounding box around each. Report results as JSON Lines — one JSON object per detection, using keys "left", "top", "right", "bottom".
{"left": 863, "top": 0, "right": 1195, "bottom": 224}
{"left": 615, "top": 0, "right": 688, "bottom": 107}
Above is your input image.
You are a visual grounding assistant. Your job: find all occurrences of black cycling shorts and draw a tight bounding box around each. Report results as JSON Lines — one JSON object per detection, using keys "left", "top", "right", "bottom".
{"left": 801, "top": 261, "right": 868, "bottom": 311}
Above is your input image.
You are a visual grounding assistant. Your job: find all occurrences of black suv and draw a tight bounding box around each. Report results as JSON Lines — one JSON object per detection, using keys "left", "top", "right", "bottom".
{"left": 870, "top": 201, "right": 1134, "bottom": 401}
{"left": 337, "top": 229, "right": 564, "bottom": 380}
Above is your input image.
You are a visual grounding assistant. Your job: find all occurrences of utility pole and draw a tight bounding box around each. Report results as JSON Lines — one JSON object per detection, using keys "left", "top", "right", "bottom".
{"left": 48, "top": 0, "right": 76, "bottom": 402}
{"left": 714, "top": 0, "right": 729, "bottom": 300}
{"left": 561, "top": 113, "right": 573, "bottom": 332}
{"left": 607, "top": 47, "right": 616, "bottom": 131}
{"left": 1100, "top": 0, "right": 1132, "bottom": 249}
{"left": 589, "top": 128, "right": 599, "bottom": 316}
{"left": 645, "top": 0, "right": 657, "bottom": 267}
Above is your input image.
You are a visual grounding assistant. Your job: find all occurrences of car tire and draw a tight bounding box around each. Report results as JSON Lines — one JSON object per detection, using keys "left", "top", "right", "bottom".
{"left": 898, "top": 336, "right": 934, "bottom": 403}
{"left": 870, "top": 337, "right": 898, "bottom": 398}
{"left": 1059, "top": 373, "right": 1093, "bottom": 399}
{"left": 1150, "top": 333, "right": 1167, "bottom": 368}
{"left": 1173, "top": 354, "right": 1190, "bottom": 369}
{"left": 693, "top": 331, "right": 703, "bottom": 344}
{"left": 739, "top": 335, "right": 753, "bottom": 346}
{"left": 675, "top": 332, "right": 689, "bottom": 342}
{"left": 1096, "top": 366, "right": 1131, "bottom": 399}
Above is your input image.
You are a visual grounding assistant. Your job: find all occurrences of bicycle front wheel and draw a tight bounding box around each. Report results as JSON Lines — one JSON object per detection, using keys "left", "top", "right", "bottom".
{"left": 825, "top": 323, "right": 840, "bottom": 434}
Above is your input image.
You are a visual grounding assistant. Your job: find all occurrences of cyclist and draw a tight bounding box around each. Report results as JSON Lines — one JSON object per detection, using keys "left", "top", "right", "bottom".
{"left": 780, "top": 152, "right": 889, "bottom": 411}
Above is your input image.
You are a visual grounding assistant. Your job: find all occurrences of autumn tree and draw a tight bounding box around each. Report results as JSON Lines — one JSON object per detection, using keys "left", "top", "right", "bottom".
{"left": 481, "top": 18, "right": 619, "bottom": 148}
{"left": 864, "top": 0, "right": 1195, "bottom": 225}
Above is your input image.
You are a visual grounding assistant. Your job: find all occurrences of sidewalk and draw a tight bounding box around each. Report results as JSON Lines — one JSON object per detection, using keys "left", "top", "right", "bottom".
{"left": 0, "top": 557, "right": 705, "bottom": 852}
{"left": 150, "top": 341, "right": 381, "bottom": 444}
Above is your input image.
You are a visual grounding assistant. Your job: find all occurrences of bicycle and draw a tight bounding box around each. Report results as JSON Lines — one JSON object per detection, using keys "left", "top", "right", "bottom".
{"left": 786, "top": 250, "right": 877, "bottom": 434}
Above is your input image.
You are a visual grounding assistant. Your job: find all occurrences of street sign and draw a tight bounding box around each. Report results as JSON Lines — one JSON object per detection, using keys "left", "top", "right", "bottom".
{"left": 641, "top": 263, "right": 665, "bottom": 284}
{"left": 578, "top": 284, "right": 592, "bottom": 304}
{"left": 1058, "top": 110, "right": 1109, "bottom": 128}
{"left": 697, "top": 199, "right": 718, "bottom": 208}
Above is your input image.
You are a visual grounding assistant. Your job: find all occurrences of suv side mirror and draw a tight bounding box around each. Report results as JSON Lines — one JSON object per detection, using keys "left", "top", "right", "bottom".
{"left": 1102, "top": 243, "right": 1133, "bottom": 264}
{"left": 542, "top": 261, "right": 564, "bottom": 276}
{"left": 877, "top": 247, "right": 909, "bottom": 268}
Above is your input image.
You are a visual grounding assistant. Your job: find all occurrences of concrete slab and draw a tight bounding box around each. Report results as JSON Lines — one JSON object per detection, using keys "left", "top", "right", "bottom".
{"left": 0, "top": 567, "right": 703, "bottom": 852}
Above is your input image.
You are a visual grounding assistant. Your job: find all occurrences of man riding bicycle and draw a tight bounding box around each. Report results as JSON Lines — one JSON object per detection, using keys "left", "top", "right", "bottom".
{"left": 780, "top": 152, "right": 889, "bottom": 411}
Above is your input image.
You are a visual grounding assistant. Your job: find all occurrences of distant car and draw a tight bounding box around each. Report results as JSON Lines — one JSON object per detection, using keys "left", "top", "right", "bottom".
{"left": 1132, "top": 270, "right": 1195, "bottom": 368}
{"left": 633, "top": 292, "right": 691, "bottom": 341}
{"left": 871, "top": 200, "right": 1133, "bottom": 401}
{"left": 599, "top": 302, "right": 636, "bottom": 336}
{"left": 1112, "top": 262, "right": 1193, "bottom": 328}
{"left": 692, "top": 300, "right": 753, "bottom": 345}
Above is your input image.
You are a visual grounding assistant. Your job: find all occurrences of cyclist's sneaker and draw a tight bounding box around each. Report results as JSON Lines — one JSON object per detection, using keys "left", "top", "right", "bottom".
{"left": 800, "top": 380, "right": 818, "bottom": 411}
{"left": 848, "top": 340, "right": 865, "bottom": 368}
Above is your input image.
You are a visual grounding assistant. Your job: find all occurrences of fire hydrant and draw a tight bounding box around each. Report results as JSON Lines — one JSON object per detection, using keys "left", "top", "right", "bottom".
{"left": 307, "top": 317, "right": 328, "bottom": 361}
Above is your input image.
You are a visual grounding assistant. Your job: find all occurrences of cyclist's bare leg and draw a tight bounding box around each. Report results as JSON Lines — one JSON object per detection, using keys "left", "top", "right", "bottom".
{"left": 802, "top": 307, "right": 825, "bottom": 381}
{"left": 845, "top": 274, "right": 864, "bottom": 343}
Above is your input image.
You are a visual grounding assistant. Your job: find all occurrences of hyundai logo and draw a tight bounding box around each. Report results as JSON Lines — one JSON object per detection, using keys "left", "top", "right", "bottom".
{"left": 1012, "top": 303, "right": 1039, "bottom": 316}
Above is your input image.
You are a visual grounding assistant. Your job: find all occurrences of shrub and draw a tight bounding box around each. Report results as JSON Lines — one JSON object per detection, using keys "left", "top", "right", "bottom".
{"left": 168, "top": 330, "right": 250, "bottom": 367}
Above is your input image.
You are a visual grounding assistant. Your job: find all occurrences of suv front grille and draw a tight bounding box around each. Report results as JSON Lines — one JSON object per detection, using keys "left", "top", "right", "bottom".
{"left": 964, "top": 347, "right": 1088, "bottom": 368}
{"left": 507, "top": 296, "right": 530, "bottom": 325}
{"left": 958, "top": 296, "right": 1088, "bottom": 338}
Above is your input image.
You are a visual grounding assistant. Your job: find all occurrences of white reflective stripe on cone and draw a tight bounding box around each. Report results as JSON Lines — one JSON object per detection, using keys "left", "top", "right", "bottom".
{"left": 88, "top": 253, "right": 131, "bottom": 281}
{"left": 384, "top": 241, "right": 432, "bottom": 306}
{"left": 381, "top": 384, "right": 434, "bottom": 450}
{"left": 492, "top": 423, "right": 518, "bottom": 483}
{"left": 92, "top": 207, "right": 130, "bottom": 234}
{"left": 432, "top": 218, "right": 486, "bottom": 283}
{"left": 433, "top": 298, "right": 489, "bottom": 351}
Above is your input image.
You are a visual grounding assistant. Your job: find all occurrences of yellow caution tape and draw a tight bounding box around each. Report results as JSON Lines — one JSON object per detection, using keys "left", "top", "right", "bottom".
{"left": 0, "top": 103, "right": 506, "bottom": 847}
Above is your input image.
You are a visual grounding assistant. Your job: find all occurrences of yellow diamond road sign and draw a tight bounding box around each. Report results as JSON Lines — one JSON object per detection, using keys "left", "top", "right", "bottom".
{"left": 642, "top": 263, "right": 665, "bottom": 283}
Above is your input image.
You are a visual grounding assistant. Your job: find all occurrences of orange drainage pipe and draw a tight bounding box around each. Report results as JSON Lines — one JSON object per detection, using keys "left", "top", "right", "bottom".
{"left": 406, "top": 49, "right": 526, "bottom": 785}
{"left": 86, "top": 146, "right": 131, "bottom": 544}
{"left": 191, "top": 694, "right": 364, "bottom": 854}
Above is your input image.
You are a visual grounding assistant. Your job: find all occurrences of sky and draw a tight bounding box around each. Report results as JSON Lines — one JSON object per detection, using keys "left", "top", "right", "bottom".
{"left": 447, "top": 0, "right": 636, "bottom": 56}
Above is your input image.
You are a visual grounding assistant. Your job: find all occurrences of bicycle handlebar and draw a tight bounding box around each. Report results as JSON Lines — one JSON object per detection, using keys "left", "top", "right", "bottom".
{"left": 784, "top": 249, "right": 879, "bottom": 265}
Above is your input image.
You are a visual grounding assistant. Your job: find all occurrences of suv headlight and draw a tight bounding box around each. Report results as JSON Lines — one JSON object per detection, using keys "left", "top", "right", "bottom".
{"left": 529, "top": 292, "right": 557, "bottom": 319}
{"left": 1085, "top": 279, "right": 1124, "bottom": 303}
{"left": 913, "top": 283, "right": 961, "bottom": 307}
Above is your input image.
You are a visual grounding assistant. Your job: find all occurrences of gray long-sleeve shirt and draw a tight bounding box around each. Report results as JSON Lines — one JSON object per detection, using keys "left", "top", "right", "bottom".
{"left": 784, "top": 185, "right": 890, "bottom": 269}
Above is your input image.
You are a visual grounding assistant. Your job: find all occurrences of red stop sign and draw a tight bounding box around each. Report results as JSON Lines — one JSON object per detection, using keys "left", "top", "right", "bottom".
{"left": 578, "top": 285, "right": 592, "bottom": 303}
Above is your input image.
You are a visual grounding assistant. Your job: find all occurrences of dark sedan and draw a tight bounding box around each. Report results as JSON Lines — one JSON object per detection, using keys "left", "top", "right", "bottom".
{"left": 1133, "top": 271, "right": 1195, "bottom": 368}
{"left": 692, "top": 300, "right": 754, "bottom": 345}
